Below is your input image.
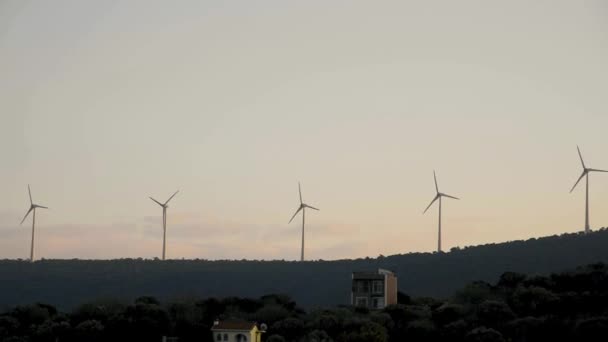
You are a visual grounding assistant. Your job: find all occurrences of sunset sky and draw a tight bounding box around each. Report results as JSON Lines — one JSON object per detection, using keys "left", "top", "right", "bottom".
{"left": 1, "top": 0, "right": 607, "bottom": 260}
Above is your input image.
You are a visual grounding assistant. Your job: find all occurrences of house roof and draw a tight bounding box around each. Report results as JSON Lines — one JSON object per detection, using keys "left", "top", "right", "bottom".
{"left": 211, "top": 321, "right": 257, "bottom": 331}
{"left": 353, "top": 272, "right": 384, "bottom": 280}
{"left": 353, "top": 268, "right": 396, "bottom": 279}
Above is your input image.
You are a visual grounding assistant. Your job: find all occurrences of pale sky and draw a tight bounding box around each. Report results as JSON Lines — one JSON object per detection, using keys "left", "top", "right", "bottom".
{"left": 1, "top": 0, "right": 607, "bottom": 260}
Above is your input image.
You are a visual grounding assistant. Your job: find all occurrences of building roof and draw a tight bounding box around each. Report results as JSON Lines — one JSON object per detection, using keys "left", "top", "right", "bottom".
{"left": 352, "top": 268, "right": 395, "bottom": 279}
{"left": 211, "top": 320, "right": 257, "bottom": 331}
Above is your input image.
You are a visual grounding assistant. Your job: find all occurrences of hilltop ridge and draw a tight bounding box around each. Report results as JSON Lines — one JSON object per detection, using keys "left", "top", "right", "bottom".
{"left": 2, "top": 229, "right": 608, "bottom": 309}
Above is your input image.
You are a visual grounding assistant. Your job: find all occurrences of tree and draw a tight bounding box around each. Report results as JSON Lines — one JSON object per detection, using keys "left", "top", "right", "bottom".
{"left": 306, "top": 329, "right": 333, "bottom": 342}
{"left": 342, "top": 321, "right": 387, "bottom": 342}
{"left": 505, "top": 316, "right": 544, "bottom": 342}
{"left": 118, "top": 299, "right": 170, "bottom": 341}
{"left": 510, "top": 286, "right": 558, "bottom": 316}
{"left": 266, "top": 334, "right": 286, "bottom": 342}
{"left": 465, "top": 327, "right": 505, "bottom": 342}
{"left": 260, "top": 295, "right": 296, "bottom": 311}
{"left": 134, "top": 296, "right": 160, "bottom": 306}
{"left": 497, "top": 272, "right": 527, "bottom": 289}
{"left": 405, "top": 319, "right": 436, "bottom": 341}
{"left": 441, "top": 319, "right": 468, "bottom": 342}
{"left": 433, "top": 303, "right": 466, "bottom": 326}
{"left": 74, "top": 320, "right": 105, "bottom": 342}
{"left": 9, "top": 304, "right": 55, "bottom": 327}
{"left": 455, "top": 281, "right": 495, "bottom": 306}
{"left": 252, "top": 305, "right": 290, "bottom": 326}
{"left": 311, "top": 313, "right": 340, "bottom": 337}
{"left": 32, "top": 319, "right": 70, "bottom": 342}
{"left": 574, "top": 316, "right": 608, "bottom": 342}
{"left": 271, "top": 318, "right": 305, "bottom": 341}
{"left": 0, "top": 316, "right": 19, "bottom": 339}
{"left": 476, "top": 300, "right": 515, "bottom": 329}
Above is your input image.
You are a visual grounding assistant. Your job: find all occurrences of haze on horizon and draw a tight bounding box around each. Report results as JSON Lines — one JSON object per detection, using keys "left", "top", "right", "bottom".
{"left": 1, "top": 0, "right": 607, "bottom": 261}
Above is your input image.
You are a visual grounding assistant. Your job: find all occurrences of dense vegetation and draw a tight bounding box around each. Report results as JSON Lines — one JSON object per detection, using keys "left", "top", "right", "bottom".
{"left": 2, "top": 229, "right": 608, "bottom": 310}
{"left": 3, "top": 262, "right": 608, "bottom": 342}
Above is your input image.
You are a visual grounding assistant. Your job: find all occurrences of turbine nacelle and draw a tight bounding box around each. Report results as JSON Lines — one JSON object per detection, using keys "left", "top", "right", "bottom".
{"left": 288, "top": 183, "right": 319, "bottom": 223}
{"left": 289, "top": 203, "right": 320, "bottom": 223}
{"left": 21, "top": 185, "right": 48, "bottom": 225}
{"left": 570, "top": 147, "right": 608, "bottom": 193}
{"left": 149, "top": 190, "right": 179, "bottom": 208}
{"left": 302, "top": 203, "right": 319, "bottom": 211}
{"left": 423, "top": 172, "right": 460, "bottom": 214}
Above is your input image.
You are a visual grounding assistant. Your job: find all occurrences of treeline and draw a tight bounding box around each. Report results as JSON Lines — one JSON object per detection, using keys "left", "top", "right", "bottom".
{"left": 3, "top": 262, "right": 608, "bottom": 342}
{"left": 2, "top": 229, "right": 608, "bottom": 310}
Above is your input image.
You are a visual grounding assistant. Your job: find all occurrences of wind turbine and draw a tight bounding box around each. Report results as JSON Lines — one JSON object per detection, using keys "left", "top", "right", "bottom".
{"left": 288, "top": 182, "right": 319, "bottom": 262}
{"left": 570, "top": 146, "right": 607, "bottom": 234}
{"left": 20, "top": 185, "right": 48, "bottom": 262}
{"left": 149, "top": 190, "right": 179, "bottom": 260}
{"left": 423, "top": 171, "right": 459, "bottom": 253}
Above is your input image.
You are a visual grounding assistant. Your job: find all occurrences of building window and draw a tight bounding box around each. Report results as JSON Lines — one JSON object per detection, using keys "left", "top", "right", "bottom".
{"left": 217, "top": 334, "right": 222, "bottom": 341}
{"left": 355, "top": 297, "right": 368, "bottom": 307}
{"left": 372, "top": 280, "right": 384, "bottom": 294}
{"left": 372, "top": 297, "right": 385, "bottom": 309}
{"left": 223, "top": 334, "right": 228, "bottom": 341}
{"left": 355, "top": 280, "right": 370, "bottom": 293}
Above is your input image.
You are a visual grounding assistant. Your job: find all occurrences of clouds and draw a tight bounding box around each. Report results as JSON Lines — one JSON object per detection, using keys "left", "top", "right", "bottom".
{"left": 0, "top": 208, "right": 373, "bottom": 261}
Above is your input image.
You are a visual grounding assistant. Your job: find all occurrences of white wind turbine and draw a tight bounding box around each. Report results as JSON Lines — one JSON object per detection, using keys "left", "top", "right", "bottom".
{"left": 149, "top": 190, "right": 179, "bottom": 260}
{"left": 570, "top": 146, "right": 607, "bottom": 234}
{"left": 423, "top": 171, "right": 459, "bottom": 253}
{"left": 288, "top": 182, "right": 319, "bottom": 261}
{"left": 20, "top": 185, "right": 48, "bottom": 262}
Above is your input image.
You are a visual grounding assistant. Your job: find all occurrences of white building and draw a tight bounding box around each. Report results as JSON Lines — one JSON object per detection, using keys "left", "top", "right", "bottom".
{"left": 351, "top": 268, "right": 398, "bottom": 309}
{"left": 211, "top": 320, "right": 264, "bottom": 342}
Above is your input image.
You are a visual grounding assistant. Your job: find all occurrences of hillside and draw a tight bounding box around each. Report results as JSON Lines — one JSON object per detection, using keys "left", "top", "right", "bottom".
{"left": 2, "top": 229, "right": 608, "bottom": 310}
{"left": 3, "top": 263, "right": 608, "bottom": 341}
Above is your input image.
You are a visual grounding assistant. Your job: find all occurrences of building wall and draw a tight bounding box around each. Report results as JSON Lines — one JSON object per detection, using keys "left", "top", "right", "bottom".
{"left": 212, "top": 329, "right": 261, "bottom": 342}
{"left": 352, "top": 270, "right": 397, "bottom": 309}
{"left": 352, "top": 278, "right": 386, "bottom": 309}
{"left": 385, "top": 273, "right": 398, "bottom": 306}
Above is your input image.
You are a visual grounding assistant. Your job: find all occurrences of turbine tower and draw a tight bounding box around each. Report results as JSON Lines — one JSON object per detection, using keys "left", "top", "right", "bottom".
{"left": 149, "top": 190, "right": 179, "bottom": 260}
{"left": 288, "top": 182, "right": 319, "bottom": 261}
{"left": 423, "top": 171, "right": 459, "bottom": 253}
{"left": 570, "top": 146, "right": 607, "bottom": 234}
{"left": 20, "top": 185, "right": 48, "bottom": 262}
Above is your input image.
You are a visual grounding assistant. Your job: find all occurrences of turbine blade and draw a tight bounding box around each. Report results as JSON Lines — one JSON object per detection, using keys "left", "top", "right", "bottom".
{"left": 164, "top": 190, "right": 179, "bottom": 205}
{"left": 588, "top": 168, "right": 608, "bottom": 173}
{"left": 433, "top": 171, "right": 439, "bottom": 193}
{"left": 20, "top": 207, "right": 33, "bottom": 225}
{"left": 149, "top": 197, "right": 164, "bottom": 206}
{"left": 36, "top": 205, "right": 49, "bottom": 209}
{"left": 28, "top": 185, "right": 33, "bottom": 205}
{"left": 288, "top": 206, "right": 303, "bottom": 224}
{"left": 570, "top": 171, "right": 586, "bottom": 193}
{"left": 442, "top": 194, "right": 460, "bottom": 200}
{"left": 577, "top": 146, "right": 586, "bottom": 169}
{"left": 298, "top": 182, "right": 303, "bottom": 205}
{"left": 305, "top": 204, "right": 320, "bottom": 211}
{"left": 423, "top": 195, "right": 440, "bottom": 214}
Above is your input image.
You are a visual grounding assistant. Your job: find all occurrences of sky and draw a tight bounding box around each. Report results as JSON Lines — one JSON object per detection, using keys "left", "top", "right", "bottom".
{"left": 1, "top": 0, "right": 607, "bottom": 261}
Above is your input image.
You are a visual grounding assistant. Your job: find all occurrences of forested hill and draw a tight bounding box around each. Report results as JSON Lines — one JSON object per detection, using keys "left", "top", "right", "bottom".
{"left": 2, "top": 229, "right": 608, "bottom": 310}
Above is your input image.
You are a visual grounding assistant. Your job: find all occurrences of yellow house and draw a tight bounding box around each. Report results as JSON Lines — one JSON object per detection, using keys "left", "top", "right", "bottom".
{"left": 211, "top": 320, "right": 264, "bottom": 342}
